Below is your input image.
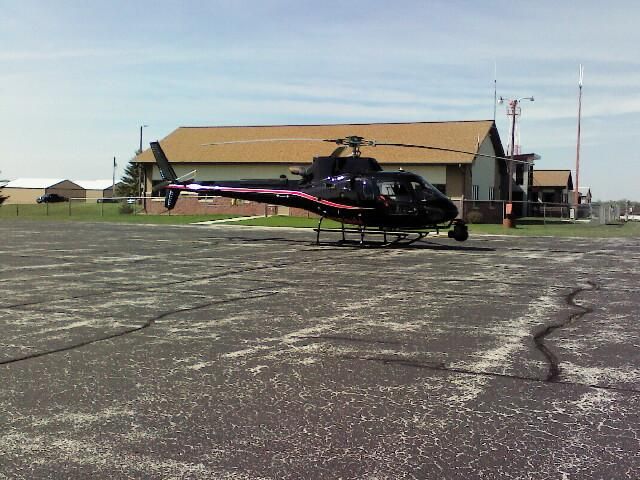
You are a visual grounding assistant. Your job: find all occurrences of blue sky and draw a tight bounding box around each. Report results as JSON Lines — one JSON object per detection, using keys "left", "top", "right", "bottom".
{"left": 1, "top": 0, "right": 638, "bottom": 199}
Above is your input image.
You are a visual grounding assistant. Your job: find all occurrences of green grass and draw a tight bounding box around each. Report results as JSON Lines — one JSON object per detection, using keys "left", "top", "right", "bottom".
{"left": 2, "top": 205, "right": 638, "bottom": 237}
{"left": 0, "top": 202, "right": 238, "bottom": 224}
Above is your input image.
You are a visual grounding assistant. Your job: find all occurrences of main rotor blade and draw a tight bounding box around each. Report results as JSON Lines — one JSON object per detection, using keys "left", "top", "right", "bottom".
{"left": 375, "top": 142, "right": 536, "bottom": 165}
{"left": 202, "top": 138, "right": 335, "bottom": 146}
{"left": 176, "top": 170, "right": 197, "bottom": 182}
{"left": 201, "top": 136, "right": 535, "bottom": 165}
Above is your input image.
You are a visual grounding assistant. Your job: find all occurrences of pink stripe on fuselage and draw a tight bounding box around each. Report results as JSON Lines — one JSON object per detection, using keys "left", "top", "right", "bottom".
{"left": 168, "top": 184, "right": 371, "bottom": 210}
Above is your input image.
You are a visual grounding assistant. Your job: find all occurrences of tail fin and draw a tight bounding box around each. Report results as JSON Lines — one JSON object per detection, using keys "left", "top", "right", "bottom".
{"left": 150, "top": 141, "right": 180, "bottom": 210}
{"left": 150, "top": 141, "right": 177, "bottom": 182}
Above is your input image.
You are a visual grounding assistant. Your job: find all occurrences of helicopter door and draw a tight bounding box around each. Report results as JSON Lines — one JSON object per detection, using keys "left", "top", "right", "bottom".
{"left": 355, "top": 178, "right": 375, "bottom": 201}
{"left": 376, "top": 180, "right": 415, "bottom": 214}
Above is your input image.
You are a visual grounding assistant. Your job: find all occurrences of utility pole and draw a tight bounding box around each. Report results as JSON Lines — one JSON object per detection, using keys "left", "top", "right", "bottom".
{"left": 574, "top": 65, "right": 584, "bottom": 207}
{"left": 493, "top": 62, "right": 497, "bottom": 122}
{"left": 112, "top": 156, "right": 117, "bottom": 198}
{"left": 138, "top": 124, "right": 148, "bottom": 200}
{"left": 508, "top": 100, "right": 517, "bottom": 204}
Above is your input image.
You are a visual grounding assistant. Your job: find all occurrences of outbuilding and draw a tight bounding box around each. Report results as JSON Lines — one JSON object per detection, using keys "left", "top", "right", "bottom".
{"left": 576, "top": 187, "right": 592, "bottom": 205}
{"left": 73, "top": 180, "right": 116, "bottom": 202}
{"left": 0, "top": 179, "right": 84, "bottom": 204}
{"left": 531, "top": 170, "right": 574, "bottom": 204}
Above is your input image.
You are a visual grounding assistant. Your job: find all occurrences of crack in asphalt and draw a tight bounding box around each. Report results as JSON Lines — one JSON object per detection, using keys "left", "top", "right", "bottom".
{"left": 0, "top": 247, "right": 386, "bottom": 367}
{"left": 5, "top": 286, "right": 271, "bottom": 316}
{"left": 298, "top": 279, "right": 638, "bottom": 395}
{"left": 336, "top": 353, "right": 640, "bottom": 395}
{"left": 0, "top": 264, "right": 292, "bottom": 310}
{"left": 295, "top": 335, "right": 408, "bottom": 347}
{"left": 0, "top": 249, "right": 381, "bottom": 310}
{"left": 534, "top": 280, "right": 600, "bottom": 382}
{"left": 0, "top": 291, "right": 279, "bottom": 366}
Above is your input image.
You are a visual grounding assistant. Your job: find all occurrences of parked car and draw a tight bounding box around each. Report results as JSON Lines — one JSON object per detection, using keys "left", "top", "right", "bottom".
{"left": 36, "top": 193, "right": 67, "bottom": 203}
{"left": 97, "top": 198, "right": 118, "bottom": 203}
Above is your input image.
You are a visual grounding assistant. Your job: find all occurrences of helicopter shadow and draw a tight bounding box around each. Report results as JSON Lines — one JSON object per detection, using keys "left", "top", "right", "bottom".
{"left": 200, "top": 235, "right": 496, "bottom": 252}
{"left": 317, "top": 239, "right": 496, "bottom": 252}
{"left": 203, "top": 235, "right": 356, "bottom": 252}
{"left": 209, "top": 234, "right": 495, "bottom": 252}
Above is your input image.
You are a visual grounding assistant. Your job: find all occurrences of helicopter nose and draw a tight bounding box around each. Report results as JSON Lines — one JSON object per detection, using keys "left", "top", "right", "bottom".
{"left": 443, "top": 200, "right": 459, "bottom": 220}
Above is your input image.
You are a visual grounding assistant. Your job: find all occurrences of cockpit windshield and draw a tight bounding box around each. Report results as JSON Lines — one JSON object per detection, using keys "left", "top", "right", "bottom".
{"left": 410, "top": 180, "right": 438, "bottom": 201}
{"left": 376, "top": 177, "right": 440, "bottom": 202}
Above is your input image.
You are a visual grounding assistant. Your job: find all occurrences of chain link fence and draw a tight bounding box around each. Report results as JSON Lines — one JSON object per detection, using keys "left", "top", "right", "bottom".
{"left": 454, "top": 199, "right": 633, "bottom": 225}
{"left": 1, "top": 196, "right": 637, "bottom": 226}
{"left": 0, "top": 197, "right": 145, "bottom": 218}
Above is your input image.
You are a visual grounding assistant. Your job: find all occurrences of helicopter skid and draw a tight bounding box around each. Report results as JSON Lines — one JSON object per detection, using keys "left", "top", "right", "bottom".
{"left": 314, "top": 219, "right": 444, "bottom": 247}
{"left": 318, "top": 228, "right": 427, "bottom": 247}
{"left": 314, "top": 217, "right": 468, "bottom": 247}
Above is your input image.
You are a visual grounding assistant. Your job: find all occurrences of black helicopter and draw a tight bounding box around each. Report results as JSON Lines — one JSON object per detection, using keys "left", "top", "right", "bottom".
{"left": 151, "top": 135, "right": 470, "bottom": 245}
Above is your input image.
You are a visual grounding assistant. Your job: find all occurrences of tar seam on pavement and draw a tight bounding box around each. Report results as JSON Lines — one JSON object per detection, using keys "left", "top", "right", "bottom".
{"left": 0, "top": 292, "right": 279, "bottom": 366}
{"left": 534, "top": 280, "right": 601, "bottom": 382}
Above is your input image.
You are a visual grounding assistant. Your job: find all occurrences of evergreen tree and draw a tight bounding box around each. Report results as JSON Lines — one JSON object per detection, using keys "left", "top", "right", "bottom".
{"left": 116, "top": 153, "right": 143, "bottom": 197}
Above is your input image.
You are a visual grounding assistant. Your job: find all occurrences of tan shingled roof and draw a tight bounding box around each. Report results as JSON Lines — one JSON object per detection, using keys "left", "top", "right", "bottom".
{"left": 135, "top": 121, "right": 498, "bottom": 165}
{"left": 533, "top": 170, "right": 573, "bottom": 188}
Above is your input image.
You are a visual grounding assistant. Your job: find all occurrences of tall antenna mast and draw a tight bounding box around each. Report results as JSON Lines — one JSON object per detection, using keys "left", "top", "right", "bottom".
{"left": 493, "top": 62, "right": 497, "bottom": 121}
{"left": 574, "top": 64, "right": 584, "bottom": 207}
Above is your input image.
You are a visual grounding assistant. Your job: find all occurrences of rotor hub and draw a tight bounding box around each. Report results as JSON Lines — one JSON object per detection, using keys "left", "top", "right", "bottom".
{"left": 333, "top": 136, "right": 376, "bottom": 157}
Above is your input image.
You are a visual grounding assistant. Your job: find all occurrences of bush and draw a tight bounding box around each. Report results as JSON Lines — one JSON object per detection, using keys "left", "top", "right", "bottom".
{"left": 119, "top": 203, "right": 134, "bottom": 215}
{"left": 467, "top": 210, "right": 484, "bottom": 224}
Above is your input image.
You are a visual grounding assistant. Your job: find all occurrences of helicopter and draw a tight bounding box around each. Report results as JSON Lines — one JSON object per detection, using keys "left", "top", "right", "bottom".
{"left": 150, "top": 135, "right": 472, "bottom": 245}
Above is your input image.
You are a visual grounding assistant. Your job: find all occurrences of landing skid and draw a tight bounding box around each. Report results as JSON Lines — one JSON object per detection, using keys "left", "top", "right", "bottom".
{"left": 314, "top": 217, "right": 438, "bottom": 247}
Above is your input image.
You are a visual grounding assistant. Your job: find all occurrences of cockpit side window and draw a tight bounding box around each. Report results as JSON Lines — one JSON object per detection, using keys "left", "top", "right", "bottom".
{"left": 410, "top": 181, "right": 432, "bottom": 200}
{"left": 377, "top": 180, "right": 414, "bottom": 202}
{"left": 410, "top": 178, "right": 446, "bottom": 201}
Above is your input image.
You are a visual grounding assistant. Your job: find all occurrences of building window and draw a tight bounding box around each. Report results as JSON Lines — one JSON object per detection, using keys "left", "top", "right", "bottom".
{"left": 489, "top": 187, "right": 495, "bottom": 201}
{"left": 515, "top": 165, "right": 524, "bottom": 185}
{"left": 472, "top": 185, "right": 479, "bottom": 200}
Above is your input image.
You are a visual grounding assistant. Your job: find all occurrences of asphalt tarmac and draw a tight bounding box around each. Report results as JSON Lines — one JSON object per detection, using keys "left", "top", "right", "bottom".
{"left": 1, "top": 219, "right": 639, "bottom": 479}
